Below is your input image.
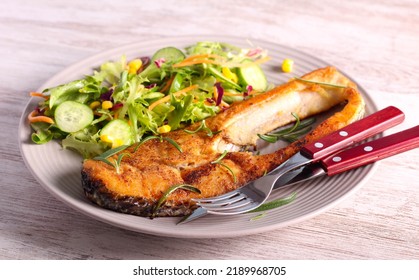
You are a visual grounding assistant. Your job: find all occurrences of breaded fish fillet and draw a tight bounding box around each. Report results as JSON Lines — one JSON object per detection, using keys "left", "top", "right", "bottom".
{"left": 82, "top": 66, "right": 365, "bottom": 217}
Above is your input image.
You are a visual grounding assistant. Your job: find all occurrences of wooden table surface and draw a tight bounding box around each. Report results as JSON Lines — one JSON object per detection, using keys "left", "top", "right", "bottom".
{"left": 1, "top": 0, "right": 418, "bottom": 260}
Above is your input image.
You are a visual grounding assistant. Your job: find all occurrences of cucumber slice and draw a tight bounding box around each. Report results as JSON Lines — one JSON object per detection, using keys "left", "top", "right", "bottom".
{"left": 54, "top": 101, "right": 94, "bottom": 133}
{"left": 151, "top": 46, "right": 185, "bottom": 62}
{"left": 100, "top": 119, "right": 134, "bottom": 146}
{"left": 140, "top": 47, "right": 185, "bottom": 80}
{"left": 237, "top": 61, "right": 268, "bottom": 91}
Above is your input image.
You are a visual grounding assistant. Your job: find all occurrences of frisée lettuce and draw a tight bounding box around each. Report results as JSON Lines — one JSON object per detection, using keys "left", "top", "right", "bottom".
{"left": 28, "top": 41, "right": 271, "bottom": 158}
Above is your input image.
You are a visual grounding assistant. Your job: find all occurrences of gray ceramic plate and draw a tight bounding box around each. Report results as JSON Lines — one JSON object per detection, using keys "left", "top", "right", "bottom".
{"left": 19, "top": 36, "right": 378, "bottom": 238}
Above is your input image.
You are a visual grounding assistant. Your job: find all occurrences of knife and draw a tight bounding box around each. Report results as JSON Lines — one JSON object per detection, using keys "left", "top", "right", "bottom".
{"left": 267, "top": 106, "right": 405, "bottom": 178}
{"left": 178, "top": 106, "right": 405, "bottom": 224}
{"left": 277, "top": 124, "right": 419, "bottom": 183}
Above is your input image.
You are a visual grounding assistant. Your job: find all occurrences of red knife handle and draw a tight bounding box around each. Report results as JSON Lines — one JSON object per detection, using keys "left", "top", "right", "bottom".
{"left": 321, "top": 125, "right": 419, "bottom": 176}
{"left": 301, "top": 106, "right": 405, "bottom": 160}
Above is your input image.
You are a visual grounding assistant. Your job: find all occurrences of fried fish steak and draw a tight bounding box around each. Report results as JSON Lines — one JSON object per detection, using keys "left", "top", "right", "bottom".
{"left": 82, "top": 66, "right": 365, "bottom": 217}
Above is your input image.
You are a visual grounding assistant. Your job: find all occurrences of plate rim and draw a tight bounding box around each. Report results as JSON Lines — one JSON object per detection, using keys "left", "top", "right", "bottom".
{"left": 18, "top": 35, "right": 379, "bottom": 238}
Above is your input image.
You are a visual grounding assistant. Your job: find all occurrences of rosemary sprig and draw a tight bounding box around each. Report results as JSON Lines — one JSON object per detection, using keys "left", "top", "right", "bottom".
{"left": 153, "top": 184, "right": 201, "bottom": 216}
{"left": 93, "top": 152, "right": 131, "bottom": 174}
{"left": 184, "top": 120, "right": 221, "bottom": 137}
{"left": 94, "top": 144, "right": 130, "bottom": 159}
{"left": 294, "top": 77, "right": 347, "bottom": 89}
{"left": 250, "top": 212, "right": 267, "bottom": 221}
{"left": 133, "top": 135, "right": 183, "bottom": 153}
{"left": 93, "top": 145, "right": 130, "bottom": 173}
{"left": 211, "top": 150, "right": 237, "bottom": 182}
{"left": 162, "top": 137, "right": 183, "bottom": 152}
{"left": 211, "top": 150, "right": 229, "bottom": 163}
{"left": 249, "top": 191, "right": 297, "bottom": 213}
{"left": 258, "top": 113, "right": 315, "bottom": 143}
{"left": 133, "top": 135, "right": 160, "bottom": 152}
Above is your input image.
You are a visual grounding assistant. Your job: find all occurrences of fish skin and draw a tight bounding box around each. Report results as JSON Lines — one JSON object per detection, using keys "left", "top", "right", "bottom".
{"left": 82, "top": 66, "right": 365, "bottom": 217}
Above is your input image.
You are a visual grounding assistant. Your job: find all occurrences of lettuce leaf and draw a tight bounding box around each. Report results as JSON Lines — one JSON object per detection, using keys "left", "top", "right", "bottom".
{"left": 30, "top": 122, "right": 53, "bottom": 144}
{"left": 47, "top": 79, "right": 87, "bottom": 109}
{"left": 167, "top": 94, "right": 193, "bottom": 130}
{"left": 97, "top": 55, "right": 127, "bottom": 85}
{"left": 62, "top": 134, "right": 106, "bottom": 159}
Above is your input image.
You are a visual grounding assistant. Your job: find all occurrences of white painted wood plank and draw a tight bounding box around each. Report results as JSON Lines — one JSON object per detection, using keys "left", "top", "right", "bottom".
{"left": 1, "top": 0, "right": 418, "bottom": 259}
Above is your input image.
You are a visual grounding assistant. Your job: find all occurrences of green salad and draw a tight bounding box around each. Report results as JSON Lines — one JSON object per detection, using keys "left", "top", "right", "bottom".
{"left": 28, "top": 41, "right": 271, "bottom": 158}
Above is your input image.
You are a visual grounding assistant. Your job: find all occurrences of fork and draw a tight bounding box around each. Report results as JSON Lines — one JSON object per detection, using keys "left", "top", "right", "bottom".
{"left": 192, "top": 106, "right": 405, "bottom": 216}
{"left": 194, "top": 154, "right": 312, "bottom": 215}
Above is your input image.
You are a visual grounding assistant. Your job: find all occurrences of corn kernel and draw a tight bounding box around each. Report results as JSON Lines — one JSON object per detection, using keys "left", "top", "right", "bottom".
{"left": 112, "top": 139, "right": 124, "bottom": 148}
{"left": 100, "top": 134, "right": 113, "bottom": 143}
{"left": 89, "top": 101, "right": 101, "bottom": 109}
{"left": 282, "top": 58, "right": 294, "bottom": 73}
{"left": 128, "top": 59, "right": 143, "bottom": 74}
{"left": 101, "top": 100, "right": 113, "bottom": 110}
{"left": 157, "top": 124, "right": 171, "bottom": 134}
{"left": 100, "top": 134, "right": 124, "bottom": 148}
{"left": 222, "top": 67, "right": 238, "bottom": 83}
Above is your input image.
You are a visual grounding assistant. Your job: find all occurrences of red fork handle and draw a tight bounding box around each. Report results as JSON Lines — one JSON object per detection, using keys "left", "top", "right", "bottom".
{"left": 321, "top": 125, "right": 419, "bottom": 176}
{"left": 301, "top": 106, "right": 405, "bottom": 160}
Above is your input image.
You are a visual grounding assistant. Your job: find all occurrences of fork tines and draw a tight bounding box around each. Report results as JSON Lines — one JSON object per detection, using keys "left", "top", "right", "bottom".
{"left": 193, "top": 192, "right": 259, "bottom": 215}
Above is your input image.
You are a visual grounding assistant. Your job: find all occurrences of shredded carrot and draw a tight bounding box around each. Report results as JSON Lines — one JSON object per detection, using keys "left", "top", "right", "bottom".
{"left": 159, "top": 75, "right": 175, "bottom": 93}
{"left": 148, "top": 84, "right": 199, "bottom": 111}
{"left": 220, "top": 100, "right": 230, "bottom": 108}
{"left": 181, "top": 53, "right": 221, "bottom": 63}
{"left": 173, "top": 59, "right": 222, "bottom": 68}
{"left": 254, "top": 56, "right": 272, "bottom": 65}
{"left": 30, "top": 92, "right": 49, "bottom": 99}
{"left": 28, "top": 110, "right": 54, "bottom": 124}
{"left": 192, "top": 98, "right": 201, "bottom": 104}
{"left": 223, "top": 91, "right": 244, "bottom": 96}
{"left": 213, "top": 85, "right": 218, "bottom": 101}
{"left": 221, "top": 101, "right": 230, "bottom": 108}
{"left": 172, "top": 53, "right": 228, "bottom": 68}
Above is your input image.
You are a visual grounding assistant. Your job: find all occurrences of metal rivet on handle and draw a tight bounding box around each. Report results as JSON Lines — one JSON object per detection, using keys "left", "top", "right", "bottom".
{"left": 332, "top": 156, "right": 342, "bottom": 162}
{"left": 339, "top": 131, "right": 349, "bottom": 137}
{"left": 314, "top": 142, "right": 323, "bottom": 148}
{"left": 364, "top": 146, "right": 373, "bottom": 152}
